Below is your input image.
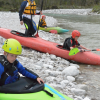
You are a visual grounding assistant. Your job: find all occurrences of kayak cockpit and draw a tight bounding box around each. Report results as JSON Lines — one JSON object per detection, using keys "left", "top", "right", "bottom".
{"left": 10, "top": 30, "right": 36, "bottom": 38}
{"left": 0, "top": 77, "right": 44, "bottom": 94}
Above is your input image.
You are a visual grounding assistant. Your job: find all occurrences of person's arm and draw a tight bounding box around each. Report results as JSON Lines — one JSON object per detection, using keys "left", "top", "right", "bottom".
{"left": 19, "top": 1, "right": 27, "bottom": 21}
{"left": 16, "top": 61, "right": 44, "bottom": 83}
{"left": 16, "top": 61, "right": 37, "bottom": 79}
{"left": 79, "top": 45, "right": 88, "bottom": 49}
{"left": 79, "top": 45, "right": 90, "bottom": 52}
{"left": 0, "top": 63, "right": 4, "bottom": 79}
{"left": 36, "top": 11, "right": 42, "bottom": 15}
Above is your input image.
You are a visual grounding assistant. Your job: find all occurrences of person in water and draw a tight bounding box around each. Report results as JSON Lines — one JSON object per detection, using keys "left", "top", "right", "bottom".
{"left": 39, "top": 15, "right": 47, "bottom": 28}
{"left": 0, "top": 38, "right": 44, "bottom": 86}
{"left": 19, "top": 0, "right": 42, "bottom": 37}
{"left": 63, "top": 30, "right": 88, "bottom": 51}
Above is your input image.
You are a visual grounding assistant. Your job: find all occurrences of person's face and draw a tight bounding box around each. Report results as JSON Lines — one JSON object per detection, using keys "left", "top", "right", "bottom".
{"left": 74, "top": 36, "right": 79, "bottom": 41}
{"left": 43, "top": 17, "right": 46, "bottom": 20}
{"left": 4, "top": 52, "right": 17, "bottom": 63}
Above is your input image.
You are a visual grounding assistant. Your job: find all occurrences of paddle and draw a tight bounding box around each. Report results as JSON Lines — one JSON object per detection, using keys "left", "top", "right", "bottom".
{"left": 69, "top": 48, "right": 100, "bottom": 56}
{"left": 49, "top": 30, "right": 57, "bottom": 34}
{"left": 69, "top": 48, "right": 80, "bottom": 56}
{"left": 35, "top": 0, "right": 43, "bottom": 37}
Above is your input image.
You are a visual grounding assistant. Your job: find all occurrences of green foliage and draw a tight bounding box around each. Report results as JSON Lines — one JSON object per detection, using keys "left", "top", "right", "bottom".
{"left": 0, "top": 0, "right": 100, "bottom": 13}
{"left": 92, "top": 5, "right": 100, "bottom": 13}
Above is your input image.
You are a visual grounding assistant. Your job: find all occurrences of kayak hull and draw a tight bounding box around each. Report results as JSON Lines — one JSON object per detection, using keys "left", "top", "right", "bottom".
{"left": 0, "top": 28, "right": 100, "bottom": 65}
{"left": 37, "top": 25, "right": 69, "bottom": 33}
{"left": 0, "top": 77, "right": 73, "bottom": 100}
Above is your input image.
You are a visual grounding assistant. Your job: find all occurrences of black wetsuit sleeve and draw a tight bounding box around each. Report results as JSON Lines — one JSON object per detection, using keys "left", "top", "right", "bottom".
{"left": 19, "top": 1, "right": 27, "bottom": 21}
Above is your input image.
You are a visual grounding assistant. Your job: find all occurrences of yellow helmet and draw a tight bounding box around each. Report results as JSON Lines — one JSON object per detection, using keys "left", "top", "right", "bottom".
{"left": 2, "top": 38, "right": 22, "bottom": 55}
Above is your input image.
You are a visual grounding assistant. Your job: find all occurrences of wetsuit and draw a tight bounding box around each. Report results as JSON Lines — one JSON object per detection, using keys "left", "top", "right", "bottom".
{"left": 63, "top": 37, "right": 80, "bottom": 50}
{"left": 0, "top": 55, "right": 38, "bottom": 86}
{"left": 19, "top": 0, "right": 40, "bottom": 37}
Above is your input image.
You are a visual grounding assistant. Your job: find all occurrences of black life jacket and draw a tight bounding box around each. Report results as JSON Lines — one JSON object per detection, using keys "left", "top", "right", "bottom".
{"left": 63, "top": 37, "right": 79, "bottom": 50}
{"left": 0, "top": 55, "right": 20, "bottom": 86}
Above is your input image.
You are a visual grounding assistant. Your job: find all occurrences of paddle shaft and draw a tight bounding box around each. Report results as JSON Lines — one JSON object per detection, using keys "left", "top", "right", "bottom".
{"left": 37, "top": 0, "right": 43, "bottom": 33}
{"left": 84, "top": 49, "right": 100, "bottom": 52}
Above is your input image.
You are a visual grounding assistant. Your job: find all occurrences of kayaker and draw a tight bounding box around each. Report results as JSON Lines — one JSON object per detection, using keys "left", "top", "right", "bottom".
{"left": 39, "top": 15, "right": 47, "bottom": 28}
{"left": 19, "top": 0, "right": 42, "bottom": 37}
{"left": 63, "top": 30, "right": 88, "bottom": 51}
{"left": 0, "top": 39, "right": 44, "bottom": 86}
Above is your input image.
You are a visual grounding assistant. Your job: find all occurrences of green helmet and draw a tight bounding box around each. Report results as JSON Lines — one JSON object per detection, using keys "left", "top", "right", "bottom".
{"left": 2, "top": 38, "right": 22, "bottom": 55}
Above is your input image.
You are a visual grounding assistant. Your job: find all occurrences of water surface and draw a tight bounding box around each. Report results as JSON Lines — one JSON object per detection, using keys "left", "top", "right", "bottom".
{"left": 44, "top": 12, "right": 100, "bottom": 100}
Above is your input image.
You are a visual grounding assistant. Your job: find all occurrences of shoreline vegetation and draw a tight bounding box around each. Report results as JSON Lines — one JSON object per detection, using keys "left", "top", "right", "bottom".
{"left": 0, "top": 0, "right": 100, "bottom": 13}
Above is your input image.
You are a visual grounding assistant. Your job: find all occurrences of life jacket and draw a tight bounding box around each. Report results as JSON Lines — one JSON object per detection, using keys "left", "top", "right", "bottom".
{"left": 23, "top": 0, "right": 36, "bottom": 15}
{"left": 70, "top": 39, "right": 78, "bottom": 48}
{"left": 0, "top": 55, "right": 20, "bottom": 86}
{"left": 63, "top": 37, "right": 79, "bottom": 50}
{"left": 39, "top": 19, "right": 47, "bottom": 27}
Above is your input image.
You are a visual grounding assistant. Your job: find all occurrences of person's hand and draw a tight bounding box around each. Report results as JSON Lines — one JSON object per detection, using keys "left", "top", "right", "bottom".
{"left": 20, "top": 21, "right": 23, "bottom": 25}
{"left": 45, "top": 27, "right": 47, "bottom": 29}
{"left": 80, "top": 49, "right": 85, "bottom": 52}
{"left": 40, "top": 11, "right": 43, "bottom": 15}
{"left": 70, "top": 47, "right": 74, "bottom": 50}
{"left": 37, "top": 77, "right": 44, "bottom": 84}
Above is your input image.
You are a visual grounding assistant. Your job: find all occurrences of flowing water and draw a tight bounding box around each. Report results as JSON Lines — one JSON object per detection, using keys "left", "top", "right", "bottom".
{"left": 44, "top": 12, "right": 100, "bottom": 100}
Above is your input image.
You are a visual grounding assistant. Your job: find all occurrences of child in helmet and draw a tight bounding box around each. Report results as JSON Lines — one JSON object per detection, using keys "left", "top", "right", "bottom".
{"left": 63, "top": 30, "right": 88, "bottom": 51}
{"left": 39, "top": 15, "right": 47, "bottom": 28}
{"left": 0, "top": 38, "right": 44, "bottom": 86}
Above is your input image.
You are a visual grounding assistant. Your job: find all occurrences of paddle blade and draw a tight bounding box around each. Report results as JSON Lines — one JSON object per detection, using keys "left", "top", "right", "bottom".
{"left": 96, "top": 49, "right": 100, "bottom": 51}
{"left": 35, "top": 32, "right": 39, "bottom": 37}
{"left": 49, "top": 30, "right": 57, "bottom": 34}
{"left": 91, "top": 49, "right": 100, "bottom": 51}
{"left": 69, "top": 48, "right": 80, "bottom": 56}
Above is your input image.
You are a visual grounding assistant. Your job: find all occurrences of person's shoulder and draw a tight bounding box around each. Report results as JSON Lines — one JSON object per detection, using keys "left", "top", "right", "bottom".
{"left": 65, "top": 37, "right": 71, "bottom": 40}
{"left": 16, "top": 59, "right": 20, "bottom": 64}
{"left": 16, "top": 59, "right": 23, "bottom": 67}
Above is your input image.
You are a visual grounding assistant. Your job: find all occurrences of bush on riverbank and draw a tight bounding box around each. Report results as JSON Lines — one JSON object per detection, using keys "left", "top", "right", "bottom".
{"left": 92, "top": 5, "right": 100, "bottom": 14}
{"left": 0, "top": 0, "right": 100, "bottom": 13}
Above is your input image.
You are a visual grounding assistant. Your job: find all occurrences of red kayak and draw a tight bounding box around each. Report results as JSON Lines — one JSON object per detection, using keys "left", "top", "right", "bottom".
{"left": 0, "top": 28, "right": 100, "bottom": 65}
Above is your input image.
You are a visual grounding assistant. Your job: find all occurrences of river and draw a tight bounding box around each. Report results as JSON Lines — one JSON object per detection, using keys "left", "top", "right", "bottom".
{"left": 44, "top": 11, "right": 100, "bottom": 100}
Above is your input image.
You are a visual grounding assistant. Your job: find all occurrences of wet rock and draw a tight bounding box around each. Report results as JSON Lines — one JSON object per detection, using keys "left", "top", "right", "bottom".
{"left": 62, "top": 66, "right": 80, "bottom": 76}
{"left": 50, "top": 54, "right": 57, "bottom": 60}
{"left": 43, "top": 64, "right": 53, "bottom": 69}
{"left": 67, "top": 76, "right": 75, "bottom": 82}
{"left": 75, "top": 84, "right": 88, "bottom": 91}
{"left": 71, "top": 88, "right": 86, "bottom": 97}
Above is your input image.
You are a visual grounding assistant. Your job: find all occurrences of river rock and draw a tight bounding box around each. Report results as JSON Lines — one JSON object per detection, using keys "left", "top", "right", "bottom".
{"left": 67, "top": 76, "right": 75, "bottom": 82}
{"left": 50, "top": 54, "right": 57, "bottom": 60}
{"left": 62, "top": 66, "right": 80, "bottom": 76}
{"left": 75, "top": 84, "right": 88, "bottom": 91}
{"left": 71, "top": 88, "right": 86, "bottom": 96}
